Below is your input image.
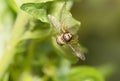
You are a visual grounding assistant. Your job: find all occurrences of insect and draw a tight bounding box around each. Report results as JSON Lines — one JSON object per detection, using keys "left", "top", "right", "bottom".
{"left": 48, "top": 14, "right": 85, "bottom": 61}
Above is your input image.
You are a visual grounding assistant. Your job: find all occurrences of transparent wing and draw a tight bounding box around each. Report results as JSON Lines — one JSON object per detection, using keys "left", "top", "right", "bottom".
{"left": 52, "top": 37, "right": 79, "bottom": 63}
{"left": 68, "top": 43, "right": 86, "bottom": 61}
{"left": 48, "top": 15, "right": 62, "bottom": 33}
{"left": 60, "top": 9, "right": 81, "bottom": 35}
{"left": 60, "top": 17, "right": 80, "bottom": 35}
{"left": 67, "top": 26, "right": 80, "bottom": 35}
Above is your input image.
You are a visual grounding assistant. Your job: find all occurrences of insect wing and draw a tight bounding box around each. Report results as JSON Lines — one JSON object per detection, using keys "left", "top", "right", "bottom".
{"left": 67, "top": 26, "right": 80, "bottom": 35}
{"left": 68, "top": 43, "right": 85, "bottom": 61}
{"left": 48, "top": 15, "right": 62, "bottom": 33}
{"left": 52, "top": 37, "right": 79, "bottom": 63}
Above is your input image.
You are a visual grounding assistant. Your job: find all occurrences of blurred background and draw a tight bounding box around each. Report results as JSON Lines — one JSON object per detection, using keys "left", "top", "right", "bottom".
{"left": 0, "top": 0, "right": 120, "bottom": 81}
{"left": 72, "top": 0, "right": 120, "bottom": 81}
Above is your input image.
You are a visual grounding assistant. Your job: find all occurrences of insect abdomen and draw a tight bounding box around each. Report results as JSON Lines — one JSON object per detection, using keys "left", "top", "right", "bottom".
{"left": 56, "top": 35, "right": 65, "bottom": 46}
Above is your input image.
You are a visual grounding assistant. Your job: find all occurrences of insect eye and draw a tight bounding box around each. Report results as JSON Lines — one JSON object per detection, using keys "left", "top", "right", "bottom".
{"left": 63, "top": 32, "right": 72, "bottom": 42}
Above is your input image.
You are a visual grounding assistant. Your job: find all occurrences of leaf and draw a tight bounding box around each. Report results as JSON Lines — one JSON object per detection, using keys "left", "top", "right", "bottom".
{"left": 20, "top": 1, "right": 69, "bottom": 23}
{"left": 18, "top": 0, "right": 54, "bottom": 3}
{"left": 66, "top": 66, "right": 104, "bottom": 81}
{"left": 20, "top": 2, "right": 52, "bottom": 23}
{"left": 18, "top": 19, "right": 52, "bottom": 41}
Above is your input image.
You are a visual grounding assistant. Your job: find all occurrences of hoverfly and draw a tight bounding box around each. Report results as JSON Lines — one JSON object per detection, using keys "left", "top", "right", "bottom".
{"left": 48, "top": 14, "right": 85, "bottom": 61}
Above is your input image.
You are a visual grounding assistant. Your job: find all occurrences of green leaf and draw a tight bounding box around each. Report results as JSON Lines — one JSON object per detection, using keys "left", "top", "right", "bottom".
{"left": 21, "top": 0, "right": 66, "bottom": 23}
{"left": 67, "top": 66, "right": 104, "bottom": 81}
{"left": 20, "top": 2, "right": 52, "bottom": 23}
{"left": 20, "top": 1, "right": 71, "bottom": 23}
{"left": 18, "top": 19, "right": 52, "bottom": 41}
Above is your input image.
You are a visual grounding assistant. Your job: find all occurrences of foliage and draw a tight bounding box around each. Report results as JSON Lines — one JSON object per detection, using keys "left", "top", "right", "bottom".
{"left": 0, "top": 0, "right": 114, "bottom": 81}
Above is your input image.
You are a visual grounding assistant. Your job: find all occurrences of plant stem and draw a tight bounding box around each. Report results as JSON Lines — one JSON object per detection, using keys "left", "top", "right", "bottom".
{"left": 0, "top": 10, "right": 30, "bottom": 79}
